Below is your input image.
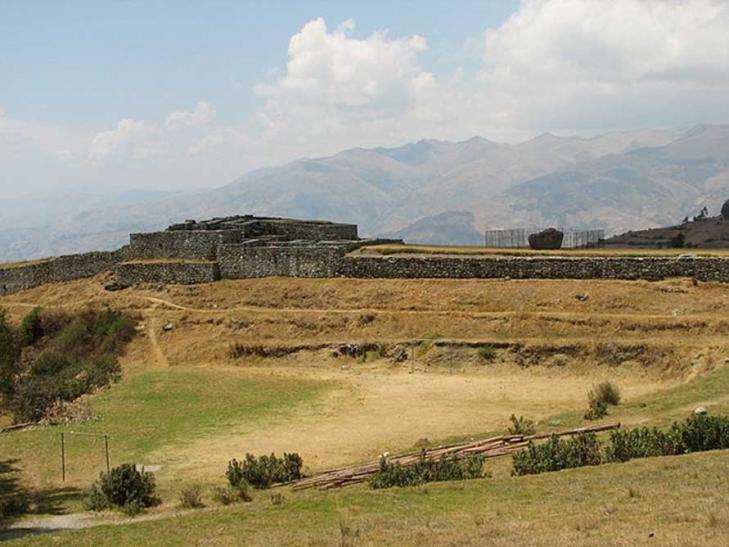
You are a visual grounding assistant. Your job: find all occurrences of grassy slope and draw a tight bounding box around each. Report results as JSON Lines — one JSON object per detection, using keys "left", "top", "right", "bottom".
{"left": 8, "top": 364, "right": 729, "bottom": 546}
{"left": 0, "top": 365, "right": 330, "bottom": 494}
{"left": 13, "top": 450, "right": 729, "bottom": 546}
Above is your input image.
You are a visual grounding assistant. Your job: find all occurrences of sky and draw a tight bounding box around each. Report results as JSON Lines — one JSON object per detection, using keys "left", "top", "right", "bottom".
{"left": 1, "top": 0, "right": 729, "bottom": 200}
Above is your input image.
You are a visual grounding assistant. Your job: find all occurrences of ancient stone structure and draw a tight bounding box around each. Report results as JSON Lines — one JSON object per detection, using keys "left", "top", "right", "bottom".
{"left": 5, "top": 213, "right": 729, "bottom": 295}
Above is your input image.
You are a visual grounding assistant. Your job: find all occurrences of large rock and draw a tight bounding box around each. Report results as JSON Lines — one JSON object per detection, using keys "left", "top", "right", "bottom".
{"left": 721, "top": 199, "right": 729, "bottom": 220}
{"left": 528, "top": 228, "right": 564, "bottom": 250}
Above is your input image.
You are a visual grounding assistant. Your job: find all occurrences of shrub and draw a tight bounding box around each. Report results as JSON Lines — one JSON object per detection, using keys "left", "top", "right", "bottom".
{"left": 86, "top": 464, "right": 159, "bottom": 513}
{"left": 477, "top": 345, "right": 497, "bottom": 362}
{"left": 512, "top": 433, "right": 603, "bottom": 476}
{"left": 0, "top": 308, "right": 19, "bottom": 397}
{"left": 583, "top": 382, "right": 620, "bottom": 421}
{"left": 606, "top": 427, "right": 680, "bottom": 463}
{"left": 507, "top": 414, "right": 536, "bottom": 436}
{"left": 19, "top": 307, "right": 44, "bottom": 346}
{"left": 678, "top": 414, "right": 729, "bottom": 452}
{"left": 2, "top": 309, "right": 132, "bottom": 423}
{"left": 369, "top": 451, "right": 486, "bottom": 489}
{"left": 584, "top": 398, "right": 608, "bottom": 420}
{"left": 212, "top": 484, "right": 252, "bottom": 505}
{"left": 226, "top": 453, "right": 303, "bottom": 489}
{"left": 178, "top": 484, "right": 205, "bottom": 509}
{"left": 593, "top": 382, "right": 621, "bottom": 406}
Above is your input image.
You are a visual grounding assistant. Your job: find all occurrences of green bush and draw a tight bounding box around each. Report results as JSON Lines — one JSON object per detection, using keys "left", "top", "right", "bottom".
{"left": 178, "top": 484, "right": 204, "bottom": 509}
{"left": 512, "top": 433, "right": 603, "bottom": 476}
{"left": 85, "top": 464, "right": 159, "bottom": 513}
{"left": 584, "top": 382, "right": 620, "bottom": 421}
{"left": 584, "top": 397, "right": 608, "bottom": 420}
{"left": 0, "top": 308, "right": 19, "bottom": 397}
{"left": 507, "top": 414, "right": 536, "bottom": 436}
{"left": 226, "top": 453, "right": 303, "bottom": 489}
{"left": 0, "top": 308, "right": 132, "bottom": 423}
{"left": 369, "top": 451, "right": 487, "bottom": 489}
{"left": 19, "top": 307, "right": 44, "bottom": 346}
{"left": 679, "top": 414, "right": 729, "bottom": 452}
{"left": 607, "top": 415, "right": 729, "bottom": 462}
{"left": 606, "top": 427, "right": 680, "bottom": 462}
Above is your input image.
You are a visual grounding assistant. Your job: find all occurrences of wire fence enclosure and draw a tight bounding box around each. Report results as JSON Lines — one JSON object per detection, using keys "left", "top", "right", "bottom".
{"left": 484, "top": 229, "right": 604, "bottom": 249}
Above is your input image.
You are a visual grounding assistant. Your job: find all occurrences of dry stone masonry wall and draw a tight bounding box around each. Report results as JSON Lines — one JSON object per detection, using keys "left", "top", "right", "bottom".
{"left": 0, "top": 251, "right": 123, "bottom": 295}
{"left": 6, "top": 213, "right": 729, "bottom": 296}
{"left": 114, "top": 261, "right": 220, "bottom": 285}
{"left": 339, "top": 255, "right": 729, "bottom": 281}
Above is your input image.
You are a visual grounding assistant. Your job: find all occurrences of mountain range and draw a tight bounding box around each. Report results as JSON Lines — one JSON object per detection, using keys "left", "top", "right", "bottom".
{"left": 2, "top": 124, "right": 729, "bottom": 261}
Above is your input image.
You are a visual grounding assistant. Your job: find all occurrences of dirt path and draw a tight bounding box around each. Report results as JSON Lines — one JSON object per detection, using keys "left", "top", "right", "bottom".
{"left": 3, "top": 293, "right": 724, "bottom": 323}
{"left": 0, "top": 506, "right": 218, "bottom": 540}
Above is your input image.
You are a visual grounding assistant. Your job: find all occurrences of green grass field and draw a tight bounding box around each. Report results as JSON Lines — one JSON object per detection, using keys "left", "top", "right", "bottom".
{"left": 0, "top": 365, "right": 330, "bottom": 500}
{"left": 11, "top": 449, "right": 729, "bottom": 546}
{"left": 4, "top": 364, "right": 728, "bottom": 545}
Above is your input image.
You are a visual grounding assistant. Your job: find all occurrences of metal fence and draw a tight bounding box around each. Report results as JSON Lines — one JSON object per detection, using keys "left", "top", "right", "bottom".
{"left": 484, "top": 228, "right": 604, "bottom": 249}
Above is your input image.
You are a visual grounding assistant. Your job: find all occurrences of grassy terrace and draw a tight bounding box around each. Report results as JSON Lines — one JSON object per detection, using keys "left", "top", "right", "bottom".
{"left": 359, "top": 243, "right": 729, "bottom": 257}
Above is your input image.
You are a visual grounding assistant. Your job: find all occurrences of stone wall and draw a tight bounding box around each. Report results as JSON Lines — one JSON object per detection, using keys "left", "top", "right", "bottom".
{"left": 218, "top": 245, "right": 345, "bottom": 278}
{"left": 127, "top": 230, "right": 242, "bottom": 260}
{"left": 242, "top": 219, "right": 358, "bottom": 240}
{"left": 340, "top": 255, "right": 729, "bottom": 281}
{"left": 115, "top": 261, "right": 220, "bottom": 285}
{"left": 0, "top": 251, "right": 122, "bottom": 295}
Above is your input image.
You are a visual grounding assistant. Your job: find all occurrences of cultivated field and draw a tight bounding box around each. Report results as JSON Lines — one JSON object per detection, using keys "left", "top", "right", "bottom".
{"left": 1, "top": 274, "right": 729, "bottom": 544}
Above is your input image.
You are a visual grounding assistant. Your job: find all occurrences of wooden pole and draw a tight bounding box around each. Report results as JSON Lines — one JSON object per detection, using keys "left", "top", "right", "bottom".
{"left": 61, "top": 432, "right": 65, "bottom": 482}
{"left": 104, "top": 435, "right": 110, "bottom": 474}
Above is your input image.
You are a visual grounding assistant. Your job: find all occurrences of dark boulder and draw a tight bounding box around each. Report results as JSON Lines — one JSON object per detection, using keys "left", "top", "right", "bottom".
{"left": 721, "top": 199, "right": 729, "bottom": 220}
{"left": 528, "top": 228, "right": 564, "bottom": 250}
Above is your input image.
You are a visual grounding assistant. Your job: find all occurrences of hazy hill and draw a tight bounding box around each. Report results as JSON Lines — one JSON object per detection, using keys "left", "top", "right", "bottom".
{"left": 4, "top": 125, "right": 729, "bottom": 260}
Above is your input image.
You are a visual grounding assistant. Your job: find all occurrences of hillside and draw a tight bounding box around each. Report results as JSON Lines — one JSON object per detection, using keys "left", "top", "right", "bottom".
{"left": 8, "top": 125, "right": 729, "bottom": 260}
{"left": 605, "top": 216, "right": 729, "bottom": 248}
{"left": 1, "top": 275, "right": 728, "bottom": 542}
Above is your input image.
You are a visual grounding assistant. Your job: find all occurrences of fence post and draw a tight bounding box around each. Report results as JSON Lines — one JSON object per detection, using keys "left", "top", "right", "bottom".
{"left": 104, "top": 435, "right": 110, "bottom": 474}
{"left": 61, "top": 432, "right": 65, "bottom": 482}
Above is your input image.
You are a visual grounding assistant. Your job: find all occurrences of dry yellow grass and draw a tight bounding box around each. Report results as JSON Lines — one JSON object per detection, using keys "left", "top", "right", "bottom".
{"left": 3, "top": 274, "right": 729, "bottom": 544}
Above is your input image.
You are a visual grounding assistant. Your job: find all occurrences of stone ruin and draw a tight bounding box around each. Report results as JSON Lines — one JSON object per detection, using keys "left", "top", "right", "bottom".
{"left": 113, "top": 215, "right": 398, "bottom": 286}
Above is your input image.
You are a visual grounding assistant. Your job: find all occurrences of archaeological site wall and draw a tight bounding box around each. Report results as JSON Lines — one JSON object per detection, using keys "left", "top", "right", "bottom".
{"left": 127, "top": 230, "right": 242, "bottom": 260}
{"left": 0, "top": 250, "right": 123, "bottom": 295}
{"left": 241, "top": 219, "right": 358, "bottom": 241}
{"left": 114, "top": 261, "right": 220, "bottom": 285}
{"left": 339, "top": 255, "right": 729, "bottom": 281}
{"left": 218, "top": 245, "right": 345, "bottom": 278}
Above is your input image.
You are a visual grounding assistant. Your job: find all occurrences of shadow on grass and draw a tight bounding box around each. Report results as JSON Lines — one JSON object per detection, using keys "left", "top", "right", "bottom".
{"left": 0, "top": 458, "right": 82, "bottom": 539}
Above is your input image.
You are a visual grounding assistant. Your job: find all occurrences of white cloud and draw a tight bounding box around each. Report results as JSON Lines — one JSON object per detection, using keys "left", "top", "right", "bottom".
{"left": 88, "top": 119, "right": 158, "bottom": 161}
{"left": 4, "top": 2, "right": 729, "bottom": 200}
{"left": 484, "top": 0, "right": 729, "bottom": 86}
{"left": 165, "top": 101, "right": 215, "bottom": 130}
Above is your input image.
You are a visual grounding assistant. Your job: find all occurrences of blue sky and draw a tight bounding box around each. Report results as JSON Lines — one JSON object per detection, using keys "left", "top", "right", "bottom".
{"left": 1, "top": 1, "right": 517, "bottom": 127}
{"left": 1, "top": 0, "right": 728, "bottom": 199}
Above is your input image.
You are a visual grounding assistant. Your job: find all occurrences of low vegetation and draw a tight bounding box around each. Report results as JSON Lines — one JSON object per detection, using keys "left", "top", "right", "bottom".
{"left": 84, "top": 464, "right": 159, "bottom": 515}
{"left": 507, "top": 414, "right": 536, "bottom": 436}
{"left": 512, "top": 433, "right": 603, "bottom": 476}
{"left": 513, "top": 415, "right": 729, "bottom": 476}
{"left": 226, "top": 453, "right": 303, "bottom": 490}
{"left": 369, "top": 451, "right": 487, "bottom": 489}
{"left": 584, "top": 381, "right": 621, "bottom": 420}
{"left": 0, "top": 307, "right": 136, "bottom": 423}
{"left": 178, "top": 484, "right": 205, "bottom": 509}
